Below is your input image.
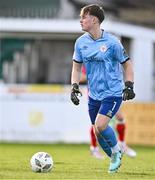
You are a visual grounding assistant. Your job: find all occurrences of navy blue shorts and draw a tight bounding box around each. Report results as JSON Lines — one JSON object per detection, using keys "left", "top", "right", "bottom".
{"left": 88, "top": 96, "right": 122, "bottom": 125}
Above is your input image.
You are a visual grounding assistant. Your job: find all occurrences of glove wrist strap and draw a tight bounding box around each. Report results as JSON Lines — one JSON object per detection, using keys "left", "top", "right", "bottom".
{"left": 125, "top": 81, "right": 134, "bottom": 89}
{"left": 72, "top": 83, "right": 79, "bottom": 89}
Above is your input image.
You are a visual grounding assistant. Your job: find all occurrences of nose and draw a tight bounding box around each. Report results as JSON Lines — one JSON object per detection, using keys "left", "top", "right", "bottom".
{"left": 80, "top": 18, "right": 83, "bottom": 24}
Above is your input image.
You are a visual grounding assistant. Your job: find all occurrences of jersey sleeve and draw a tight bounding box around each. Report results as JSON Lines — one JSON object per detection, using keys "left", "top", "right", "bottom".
{"left": 113, "top": 42, "right": 129, "bottom": 63}
{"left": 72, "top": 40, "right": 83, "bottom": 63}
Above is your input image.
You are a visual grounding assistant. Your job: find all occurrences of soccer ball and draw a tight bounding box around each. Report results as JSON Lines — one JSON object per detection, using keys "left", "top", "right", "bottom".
{"left": 30, "top": 152, "right": 53, "bottom": 173}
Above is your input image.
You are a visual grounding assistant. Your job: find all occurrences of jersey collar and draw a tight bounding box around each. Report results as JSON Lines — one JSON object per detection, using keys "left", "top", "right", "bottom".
{"left": 88, "top": 29, "right": 104, "bottom": 41}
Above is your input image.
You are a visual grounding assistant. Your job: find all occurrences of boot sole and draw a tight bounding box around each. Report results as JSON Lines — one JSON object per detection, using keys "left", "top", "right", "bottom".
{"left": 108, "top": 163, "right": 121, "bottom": 173}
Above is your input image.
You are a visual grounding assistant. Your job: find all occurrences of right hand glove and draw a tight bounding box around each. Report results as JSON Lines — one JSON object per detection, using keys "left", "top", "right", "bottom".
{"left": 71, "top": 83, "right": 82, "bottom": 105}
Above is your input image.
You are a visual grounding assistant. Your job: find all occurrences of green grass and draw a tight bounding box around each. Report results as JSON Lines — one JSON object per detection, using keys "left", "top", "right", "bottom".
{"left": 0, "top": 143, "right": 155, "bottom": 180}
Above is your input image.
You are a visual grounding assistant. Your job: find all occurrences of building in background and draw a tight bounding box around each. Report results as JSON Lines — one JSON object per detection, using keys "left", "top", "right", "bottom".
{"left": 0, "top": 0, "right": 155, "bottom": 100}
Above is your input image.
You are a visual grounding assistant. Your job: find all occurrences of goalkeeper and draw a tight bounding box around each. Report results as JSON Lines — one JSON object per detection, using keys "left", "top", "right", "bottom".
{"left": 80, "top": 65, "right": 137, "bottom": 159}
{"left": 70, "top": 4, "right": 135, "bottom": 173}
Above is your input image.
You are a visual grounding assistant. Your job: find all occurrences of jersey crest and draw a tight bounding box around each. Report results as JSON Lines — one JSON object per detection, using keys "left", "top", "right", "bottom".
{"left": 100, "top": 45, "right": 107, "bottom": 52}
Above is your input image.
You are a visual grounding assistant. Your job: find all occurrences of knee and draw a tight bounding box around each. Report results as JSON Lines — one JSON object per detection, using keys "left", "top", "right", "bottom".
{"left": 115, "top": 111, "right": 124, "bottom": 121}
{"left": 94, "top": 122, "right": 107, "bottom": 136}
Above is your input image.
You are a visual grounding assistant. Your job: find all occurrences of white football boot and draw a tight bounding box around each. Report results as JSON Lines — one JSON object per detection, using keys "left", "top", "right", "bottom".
{"left": 119, "top": 141, "right": 137, "bottom": 158}
{"left": 90, "top": 146, "right": 104, "bottom": 159}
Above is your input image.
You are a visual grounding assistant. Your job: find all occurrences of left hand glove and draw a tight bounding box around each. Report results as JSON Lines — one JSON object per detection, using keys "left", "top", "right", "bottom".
{"left": 123, "top": 81, "right": 135, "bottom": 101}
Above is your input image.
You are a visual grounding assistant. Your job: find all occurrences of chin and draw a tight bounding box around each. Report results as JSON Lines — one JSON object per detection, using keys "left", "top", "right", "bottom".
{"left": 82, "top": 28, "right": 88, "bottom": 32}
{"left": 81, "top": 26, "right": 87, "bottom": 31}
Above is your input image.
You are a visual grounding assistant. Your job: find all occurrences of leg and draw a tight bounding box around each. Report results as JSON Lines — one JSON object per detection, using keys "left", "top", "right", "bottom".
{"left": 115, "top": 110, "right": 125, "bottom": 142}
{"left": 88, "top": 97, "right": 112, "bottom": 157}
{"left": 94, "top": 97, "right": 122, "bottom": 173}
{"left": 94, "top": 114, "right": 118, "bottom": 151}
{"left": 95, "top": 115, "right": 122, "bottom": 173}
{"left": 115, "top": 110, "right": 137, "bottom": 157}
{"left": 90, "top": 125, "right": 104, "bottom": 159}
{"left": 90, "top": 125, "right": 97, "bottom": 148}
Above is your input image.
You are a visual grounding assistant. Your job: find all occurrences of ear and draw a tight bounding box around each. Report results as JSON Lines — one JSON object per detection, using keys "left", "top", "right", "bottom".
{"left": 93, "top": 16, "right": 99, "bottom": 24}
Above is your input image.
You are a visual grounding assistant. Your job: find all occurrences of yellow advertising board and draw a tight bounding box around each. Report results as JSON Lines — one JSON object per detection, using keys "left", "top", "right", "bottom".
{"left": 122, "top": 103, "right": 155, "bottom": 145}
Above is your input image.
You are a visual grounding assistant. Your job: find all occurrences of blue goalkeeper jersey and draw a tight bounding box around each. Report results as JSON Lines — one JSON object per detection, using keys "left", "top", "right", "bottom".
{"left": 72, "top": 30, "right": 129, "bottom": 101}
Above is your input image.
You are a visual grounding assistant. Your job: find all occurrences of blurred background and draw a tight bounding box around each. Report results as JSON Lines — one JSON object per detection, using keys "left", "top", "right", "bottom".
{"left": 0, "top": 0, "right": 155, "bottom": 146}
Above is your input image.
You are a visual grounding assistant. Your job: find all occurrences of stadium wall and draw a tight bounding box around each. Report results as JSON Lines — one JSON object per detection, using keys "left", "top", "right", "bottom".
{"left": 0, "top": 84, "right": 155, "bottom": 145}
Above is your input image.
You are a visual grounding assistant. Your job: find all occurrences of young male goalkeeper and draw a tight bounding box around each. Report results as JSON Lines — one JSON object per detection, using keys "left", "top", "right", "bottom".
{"left": 70, "top": 4, "right": 135, "bottom": 173}
{"left": 80, "top": 65, "right": 137, "bottom": 159}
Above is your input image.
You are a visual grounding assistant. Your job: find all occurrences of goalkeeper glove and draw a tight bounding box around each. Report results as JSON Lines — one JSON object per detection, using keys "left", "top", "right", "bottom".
{"left": 71, "top": 83, "right": 82, "bottom": 105}
{"left": 123, "top": 81, "right": 135, "bottom": 101}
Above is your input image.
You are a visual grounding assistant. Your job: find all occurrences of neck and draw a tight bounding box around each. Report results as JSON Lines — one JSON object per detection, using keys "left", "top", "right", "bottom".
{"left": 89, "top": 28, "right": 102, "bottom": 40}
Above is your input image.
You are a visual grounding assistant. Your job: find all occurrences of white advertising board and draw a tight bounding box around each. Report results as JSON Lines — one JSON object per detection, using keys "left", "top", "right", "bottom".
{"left": 0, "top": 84, "right": 90, "bottom": 143}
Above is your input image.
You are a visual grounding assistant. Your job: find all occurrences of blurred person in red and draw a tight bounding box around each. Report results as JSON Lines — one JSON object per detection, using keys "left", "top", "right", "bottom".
{"left": 80, "top": 65, "right": 137, "bottom": 159}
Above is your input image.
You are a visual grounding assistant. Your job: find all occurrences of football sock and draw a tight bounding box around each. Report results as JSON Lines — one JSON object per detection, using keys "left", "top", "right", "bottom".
{"left": 111, "top": 143, "right": 120, "bottom": 154}
{"left": 100, "top": 125, "right": 117, "bottom": 147}
{"left": 97, "top": 135, "right": 112, "bottom": 157}
{"left": 90, "top": 126, "right": 97, "bottom": 147}
{"left": 116, "top": 121, "right": 125, "bottom": 142}
{"left": 97, "top": 125, "right": 118, "bottom": 157}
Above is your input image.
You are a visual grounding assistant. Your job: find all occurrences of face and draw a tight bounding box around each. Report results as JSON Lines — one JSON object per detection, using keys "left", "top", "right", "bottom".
{"left": 80, "top": 13, "right": 95, "bottom": 32}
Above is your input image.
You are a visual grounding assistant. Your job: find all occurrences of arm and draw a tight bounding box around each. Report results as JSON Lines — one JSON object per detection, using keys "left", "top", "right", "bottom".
{"left": 71, "top": 61, "right": 82, "bottom": 85}
{"left": 122, "top": 59, "right": 135, "bottom": 101}
{"left": 71, "top": 61, "right": 82, "bottom": 105}
{"left": 122, "top": 59, "right": 134, "bottom": 82}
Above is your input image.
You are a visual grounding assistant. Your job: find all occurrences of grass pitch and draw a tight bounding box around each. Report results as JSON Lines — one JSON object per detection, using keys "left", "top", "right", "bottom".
{"left": 0, "top": 143, "right": 155, "bottom": 180}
